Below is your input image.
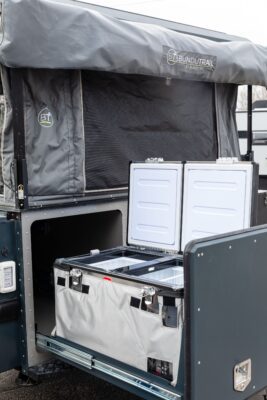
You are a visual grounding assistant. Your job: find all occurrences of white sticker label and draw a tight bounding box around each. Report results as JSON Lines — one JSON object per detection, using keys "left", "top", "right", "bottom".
{"left": 4, "top": 267, "right": 13, "bottom": 288}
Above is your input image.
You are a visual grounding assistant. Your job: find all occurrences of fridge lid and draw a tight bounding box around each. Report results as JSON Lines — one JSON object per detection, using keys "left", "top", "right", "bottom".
{"left": 127, "top": 162, "right": 183, "bottom": 252}
{"left": 181, "top": 161, "right": 254, "bottom": 251}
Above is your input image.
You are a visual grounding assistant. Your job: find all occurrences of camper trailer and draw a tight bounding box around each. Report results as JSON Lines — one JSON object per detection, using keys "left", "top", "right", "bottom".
{"left": 1, "top": 1, "right": 267, "bottom": 400}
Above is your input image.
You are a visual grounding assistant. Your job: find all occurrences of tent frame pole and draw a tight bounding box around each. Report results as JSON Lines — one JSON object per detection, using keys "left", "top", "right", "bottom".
{"left": 245, "top": 85, "right": 254, "bottom": 161}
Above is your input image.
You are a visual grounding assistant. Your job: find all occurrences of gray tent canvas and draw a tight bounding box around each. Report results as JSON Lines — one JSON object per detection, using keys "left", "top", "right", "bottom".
{"left": 0, "top": 0, "right": 266, "bottom": 202}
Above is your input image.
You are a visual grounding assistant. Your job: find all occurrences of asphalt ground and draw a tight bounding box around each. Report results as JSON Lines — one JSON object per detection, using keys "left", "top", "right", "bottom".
{"left": 0, "top": 369, "right": 140, "bottom": 400}
{"left": 0, "top": 369, "right": 266, "bottom": 400}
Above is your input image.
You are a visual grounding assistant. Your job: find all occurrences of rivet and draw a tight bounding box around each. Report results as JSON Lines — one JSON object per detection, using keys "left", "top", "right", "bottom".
{"left": 198, "top": 308, "right": 201, "bottom": 312}
{"left": 229, "top": 245, "right": 232, "bottom": 249}
{"left": 253, "top": 385, "right": 256, "bottom": 389}
{"left": 254, "top": 239, "right": 257, "bottom": 243}
{"left": 198, "top": 361, "right": 201, "bottom": 365}
{"left": 201, "top": 252, "right": 204, "bottom": 256}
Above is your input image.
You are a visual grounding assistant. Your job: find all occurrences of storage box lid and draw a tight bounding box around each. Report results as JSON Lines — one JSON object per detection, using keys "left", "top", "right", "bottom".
{"left": 128, "top": 160, "right": 254, "bottom": 253}
{"left": 181, "top": 162, "right": 254, "bottom": 251}
{"left": 128, "top": 162, "right": 183, "bottom": 252}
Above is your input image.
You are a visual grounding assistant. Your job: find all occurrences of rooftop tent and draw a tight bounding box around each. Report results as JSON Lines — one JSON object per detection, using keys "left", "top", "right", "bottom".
{"left": 0, "top": 0, "right": 266, "bottom": 202}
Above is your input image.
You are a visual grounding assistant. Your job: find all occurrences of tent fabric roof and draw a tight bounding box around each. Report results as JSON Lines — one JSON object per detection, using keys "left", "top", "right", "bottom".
{"left": 1, "top": 0, "right": 267, "bottom": 85}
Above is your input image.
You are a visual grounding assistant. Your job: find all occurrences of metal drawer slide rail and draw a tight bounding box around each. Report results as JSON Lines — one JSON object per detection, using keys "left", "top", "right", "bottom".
{"left": 36, "top": 334, "right": 181, "bottom": 400}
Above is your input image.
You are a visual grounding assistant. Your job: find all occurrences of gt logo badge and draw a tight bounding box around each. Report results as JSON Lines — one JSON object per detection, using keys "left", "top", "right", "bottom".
{"left": 38, "top": 107, "right": 54, "bottom": 128}
{"left": 167, "top": 48, "right": 178, "bottom": 65}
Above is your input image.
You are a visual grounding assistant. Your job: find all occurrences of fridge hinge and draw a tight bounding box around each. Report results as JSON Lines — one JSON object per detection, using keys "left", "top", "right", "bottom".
{"left": 131, "top": 245, "right": 178, "bottom": 255}
{"left": 145, "top": 157, "right": 164, "bottom": 163}
{"left": 216, "top": 157, "right": 239, "bottom": 164}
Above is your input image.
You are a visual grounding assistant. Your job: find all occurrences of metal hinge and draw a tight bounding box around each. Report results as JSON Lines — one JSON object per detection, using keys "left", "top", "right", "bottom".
{"left": 216, "top": 157, "right": 239, "bottom": 164}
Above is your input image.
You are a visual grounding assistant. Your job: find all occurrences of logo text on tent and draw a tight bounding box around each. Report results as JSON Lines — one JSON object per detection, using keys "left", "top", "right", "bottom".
{"left": 162, "top": 46, "right": 217, "bottom": 74}
{"left": 38, "top": 107, "right": 54, "bottom": 128}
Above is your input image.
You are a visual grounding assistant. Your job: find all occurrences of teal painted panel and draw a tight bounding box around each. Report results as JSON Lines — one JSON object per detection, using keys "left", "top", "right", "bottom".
{"left": 0, "top": 321, "right": 20, "bottom": 372}
{"left": 0, "top": 218, "right": 20, "bottom": 373}
{"left": 185, "top": 226, "right": 267, "bottom": 400}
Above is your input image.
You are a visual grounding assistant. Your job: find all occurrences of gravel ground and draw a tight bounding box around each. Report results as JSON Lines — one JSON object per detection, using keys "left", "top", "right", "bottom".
{"left": 0, "top": 369, "right": 266, "bottom": 400}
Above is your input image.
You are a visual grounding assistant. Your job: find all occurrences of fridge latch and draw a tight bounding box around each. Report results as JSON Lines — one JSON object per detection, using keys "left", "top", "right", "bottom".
{"left": 141, "top": 286, "right": 156, "bottom": 305}
{"left": 70, "top": 268, "right": 83, "bottom": 288}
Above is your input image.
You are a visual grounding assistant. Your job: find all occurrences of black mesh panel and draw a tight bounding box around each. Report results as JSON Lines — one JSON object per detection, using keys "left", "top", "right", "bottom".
{"left": 82, "top": 71, "right": 218, "bottom": 190}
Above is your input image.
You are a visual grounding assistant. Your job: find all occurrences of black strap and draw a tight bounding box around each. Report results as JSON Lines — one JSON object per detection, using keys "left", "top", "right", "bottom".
{"left": 9, "top": 69, "right": 28, "bottom": 209}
